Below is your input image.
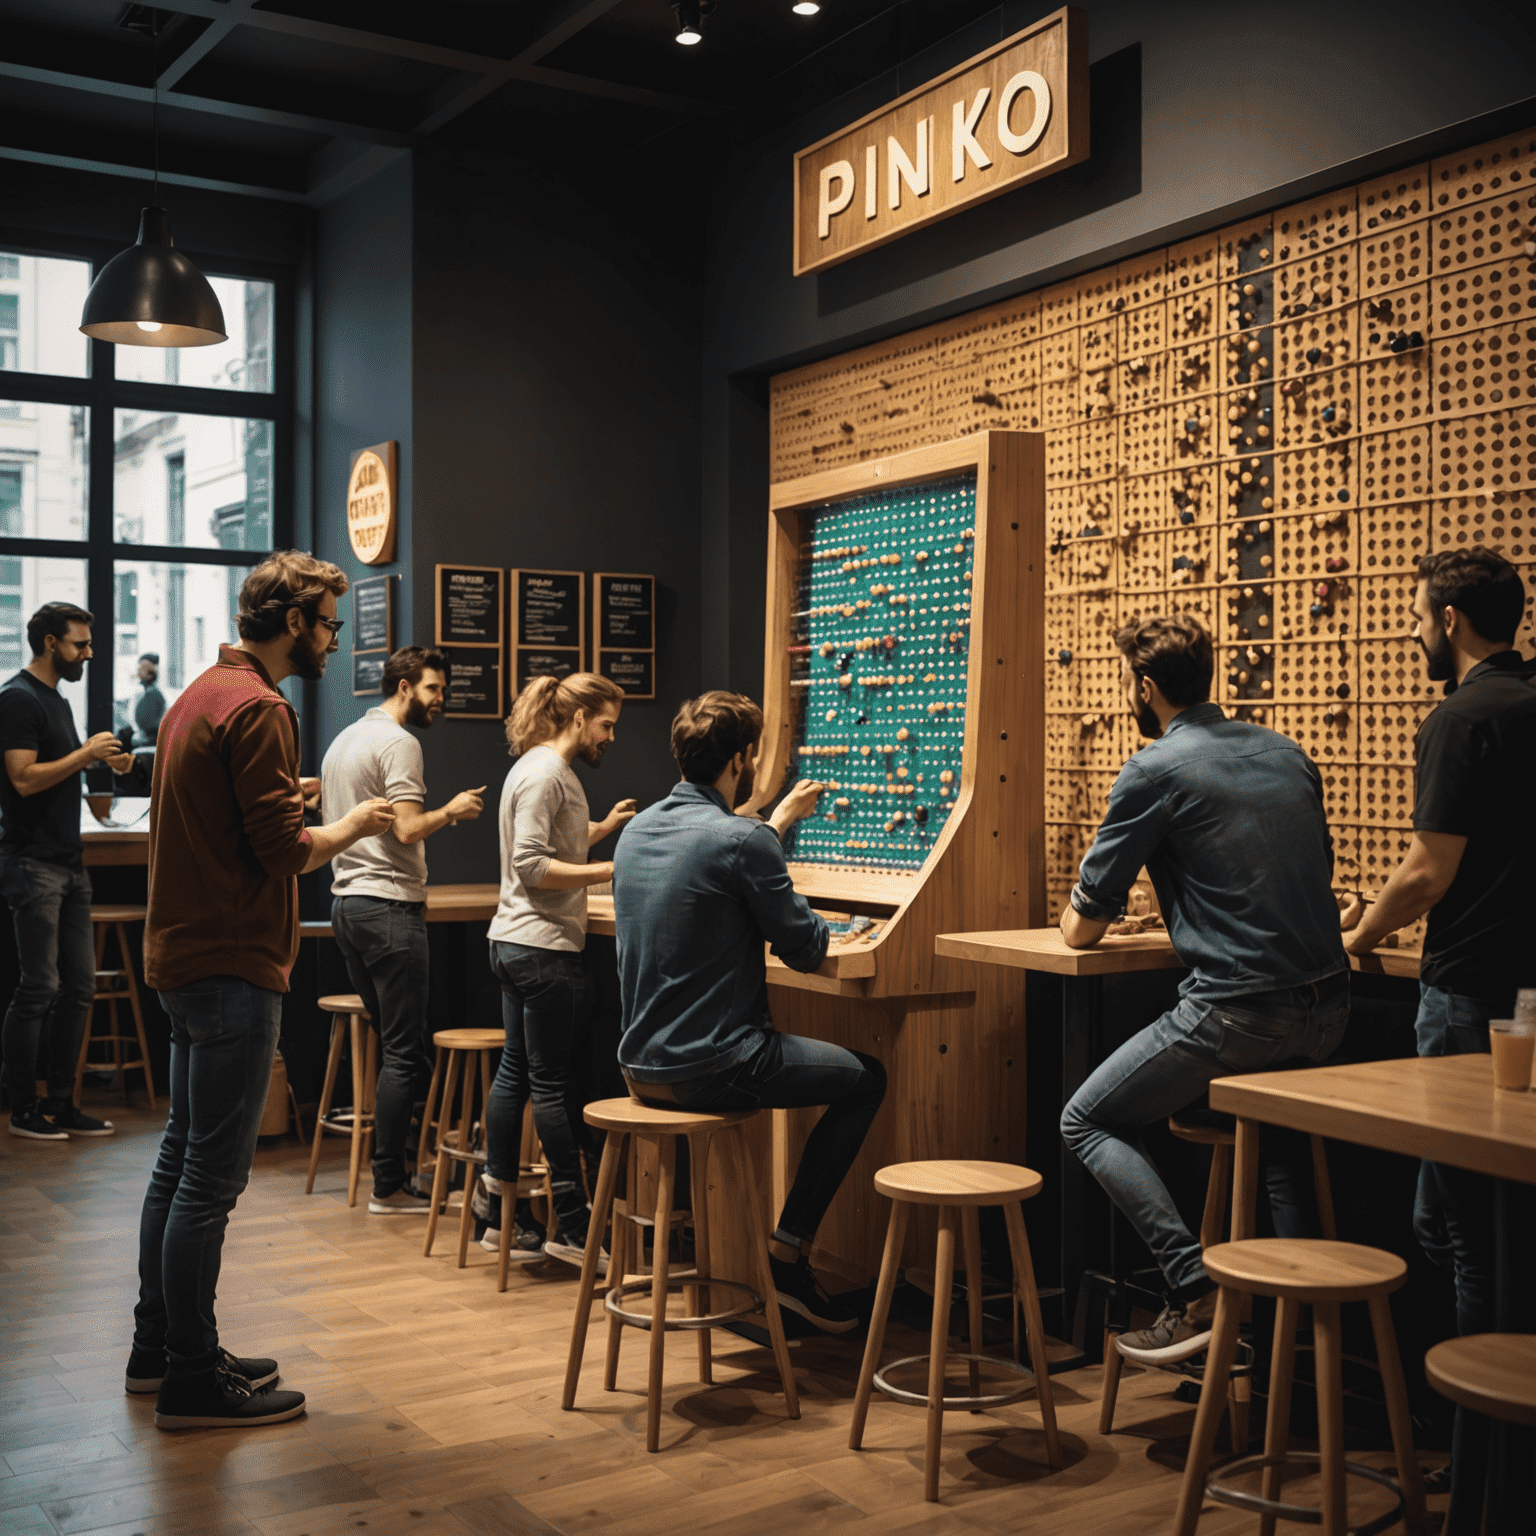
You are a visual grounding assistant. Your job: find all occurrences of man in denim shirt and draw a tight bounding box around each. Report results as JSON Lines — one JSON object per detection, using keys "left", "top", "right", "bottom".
{"left": 1059, "top": 615, "right": 1348, "bottom": 1365}
{"left": 615, "top": 691, "right": 887, "bottom": 1332}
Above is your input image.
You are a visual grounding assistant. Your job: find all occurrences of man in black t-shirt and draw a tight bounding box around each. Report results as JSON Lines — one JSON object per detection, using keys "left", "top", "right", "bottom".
{"left": 0, "top": 602, "right": 133, "bottom": 1140}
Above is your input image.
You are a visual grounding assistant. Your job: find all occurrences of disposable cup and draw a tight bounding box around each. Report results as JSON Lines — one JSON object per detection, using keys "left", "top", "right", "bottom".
{"left": 1489, "top": 1019, "right": 1535, "bottom": 1092}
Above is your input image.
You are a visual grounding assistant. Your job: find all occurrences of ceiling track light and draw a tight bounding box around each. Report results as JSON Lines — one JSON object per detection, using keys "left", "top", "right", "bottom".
{"left": 672, "top": 0, "right": 714, "bottom": 46}
{"left": 80, "top": 7, "right": 226, "bottom": 347}
{"left": 792, "top": 2, "right": 822, "bottom": 14}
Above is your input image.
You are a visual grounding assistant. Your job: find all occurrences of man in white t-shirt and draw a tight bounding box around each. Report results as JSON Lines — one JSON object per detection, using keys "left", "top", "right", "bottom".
{"left": 320, "top": 646, "right": 485, "bottom": 1213}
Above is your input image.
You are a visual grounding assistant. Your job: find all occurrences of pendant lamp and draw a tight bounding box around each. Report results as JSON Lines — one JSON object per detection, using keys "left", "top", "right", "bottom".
{"left": 79, "top": 13, "right": 226, "bottom": 348}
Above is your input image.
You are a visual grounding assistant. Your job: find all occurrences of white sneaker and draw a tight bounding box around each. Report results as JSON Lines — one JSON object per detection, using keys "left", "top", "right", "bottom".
{"left": 471, "top": 1172, "right": 503, "bottom": 1222}
{"left": 368, "top": 1186, "right": 434, "bottom": 1215}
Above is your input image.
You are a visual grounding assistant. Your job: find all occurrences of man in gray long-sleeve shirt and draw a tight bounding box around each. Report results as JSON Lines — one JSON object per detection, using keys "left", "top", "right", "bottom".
{"left": 615, "top": 691, "right": 887, "bottom": 1333}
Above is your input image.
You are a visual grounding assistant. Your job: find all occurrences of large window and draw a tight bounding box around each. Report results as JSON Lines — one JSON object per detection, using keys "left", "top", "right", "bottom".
{"left": 0, "top": 244, "right": 288, "bottom": 753}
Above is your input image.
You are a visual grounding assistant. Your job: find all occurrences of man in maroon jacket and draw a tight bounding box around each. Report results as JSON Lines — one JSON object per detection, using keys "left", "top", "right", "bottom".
{"left": 126, "top": 551, "right": 394, "bottom": 1429}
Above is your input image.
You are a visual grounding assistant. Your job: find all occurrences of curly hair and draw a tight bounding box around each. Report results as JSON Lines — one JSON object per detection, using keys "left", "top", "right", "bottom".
{"left": 237, "top": 551, "right": 349, "bottom": 642}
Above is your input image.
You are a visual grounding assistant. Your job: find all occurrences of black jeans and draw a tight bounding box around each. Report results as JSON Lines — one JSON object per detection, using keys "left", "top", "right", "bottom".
{"left": 485, "top": 940, "right": 590, "bottom": 1223}
{"left": 0, "top": 854, "right": 95, "bottom": 1110}
{"left": 653, "top": 1030, "right": 887, "bottom": 1246}
{"left": 133, "top": 976, "right": 281, "bottom": 1377}
{"left": 331, "top": 895, "right": 430, "bottom": 1196}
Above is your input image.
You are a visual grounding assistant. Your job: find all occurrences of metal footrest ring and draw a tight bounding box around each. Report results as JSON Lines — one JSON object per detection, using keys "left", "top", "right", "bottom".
{"left": 1206, "top": 1451, "right": 1406, "bottom": 1534}
{"left": 872, "top": 1352, "right": 1037, "bottom": 1410}
{"left": 604, "top": 1276, "right": 759, "bottom": 1332}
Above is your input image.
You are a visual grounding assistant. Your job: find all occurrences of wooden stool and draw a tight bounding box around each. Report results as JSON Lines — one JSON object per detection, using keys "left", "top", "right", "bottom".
{"left": 74, "top": 906, "right": 156, "bottom": 1109}
{"left": 483, "top": 1103, "right": 558, "bottom": 1292}
{"left": 422, "top": 1028, "right": 504, "bottom": 1266}
{"left": 1172, "top": 1239, "right": 1426, "bottom": 1536}
{"left": 560, "top": 1097, "right": 800, "bottom": 1453}
{"left": 850, "top": 1160, "right": 1062, "bottom": 1503}
{"left": 303, "top": 995, "right": 377, "bottom": 1208}
{"left": 1426, "top": 1334, "right": 1536, "bottom": 1426}
{"left": 1099, "top": 1116, "right": 1340, "bottom": 1448}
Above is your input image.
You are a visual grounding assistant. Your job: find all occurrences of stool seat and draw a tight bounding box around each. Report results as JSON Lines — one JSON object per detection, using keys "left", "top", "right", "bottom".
{"left": 1168, "top": 1116, "right": 1236, "bottom": 1147}
{"left": 1204, "top": 1239, "right": 1406, "bottom": 1301}
{"left": 874, "top": 1159, "right": 1043, "bottom": 1206}
{"left": 431, "top": 1027, "right": 503, "bottom": 1050}
{"left": 584, "top": 1095, "right": 753, "bottom": 1135}
{"left": 89, "top": 904, "right": 147, "bottom": 922}
{"left": 319, "top": 994, "right": 368, "bottom": 1016}
{"left": 1426, "top": 1335, "right": 1536, "bottom": 1426}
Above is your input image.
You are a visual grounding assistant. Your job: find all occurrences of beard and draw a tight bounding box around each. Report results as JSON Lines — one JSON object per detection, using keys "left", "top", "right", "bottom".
{"left": 1419, "top": 625, "right": 1455, "bottom": 682}
{"left": 287, "top": 634, "right": 329, "bottom": 682}
{"left": 405, "top": 697, "right": 439, "bottom": 729}
{"left": 733, "top": 760, "right": 757, "bottom": 808}
{"left": 55, "top": 655, "right": 85, "bottom": 684}
{"left": 577, "top": 738, "right": 609, "bottom": 767}
{"left": 1131, "top": 697, "right": 1162, "bottom": 739}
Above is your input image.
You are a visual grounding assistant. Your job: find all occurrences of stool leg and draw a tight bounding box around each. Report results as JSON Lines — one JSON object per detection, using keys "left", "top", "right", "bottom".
{"left": 1311, "top": 1135, "right": 1337, "bottom": 1242}
{"left": 1002, "top": 1201, "right": 1062, "bottom": 1469}
{"left": 644, "top": 1134, "right": 676, "bottom": 1453}
{"left": 1172, "top": 1284, "right": 1244, "bottom": 1536}
{"left": 690, "top": 1130, "right": 713, "bottom": 1387}
{"left": 415, "top": 1045, "right": 443, "bottom": 1193}
{"left": 1203, "top": 1143, "right": 1232, "bottom": 1252}
{"left": 361, "top": 1025, "right": 379, "bottom": 1179}
{"left": 724, "top": 1125, "right": 800, "bottom": 1422}
{"left": 306, "top": 1019, "right": 346, "bottom": 1195}
{"left": 424, "top": 1050, "right": 464, "bottom": 1256}
{"left": 1259, "top": 1295, "right": 1300, "bottom": 1536}
{"left": 1313, "top": 1298, "right": 1346, "bottom": 1536}
{"left": 850, "top": 1198, "right": 910, "bottom": 1449}
{"left": 1227, "top": 1359, "right": 1251, "bottom": 1457}
{"left": 603, "top": 1197, "right": 630, "bottom": 1391}
{"left": 960, "top": 1206, "right": 985, "bottom": 1406}
{"left": 118, "top": 922, "right": 157, "bottom": 1110}
{"left": 454, "top": 1052, "right": 479, "bottom": 1267}
{"left": 498, "top": 1180, "right": 515, "bottom": 1295}
{"left": 73, "top": 994, "right": 93, "bottom": 1106}
{"left": 924, "top": 1204, "right": 957, "bottom": 1502}
{"left": 1367, "top": 1294, "right": 1427, "bottom": 1536}
{"left": 561, "top": 1129, "right": 624, "bottom": 1412}
{"left": 347, "top": 1013, "right": 367, "bottom": 1208}
{"left": 1098, "top": 1330, "right": 1126, "bottom": 1434}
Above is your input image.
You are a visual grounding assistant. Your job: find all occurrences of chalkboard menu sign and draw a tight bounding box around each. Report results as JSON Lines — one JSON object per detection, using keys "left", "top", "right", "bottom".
{"left": 352, "top": 575, "right": 394, "bottom": 655}
{"left": 351, "top": 651, "right": 386, "bottom": 697}
{"left": 441, "top": 649, "right": 502, "bottom": 719}
{"left": 435, "top": 564, "right": 503, "bottom": 648}
{"left": 511, "top": 568, "right": 583, "bottom": 699}
{"left": 593, "top": 572, "right": 656, "bottom": 700}
{"left": 516, "top": 649, "right": 580, "bottom": 694}
{"left": 597, "top": 650, "right": 654, "bottom": 699}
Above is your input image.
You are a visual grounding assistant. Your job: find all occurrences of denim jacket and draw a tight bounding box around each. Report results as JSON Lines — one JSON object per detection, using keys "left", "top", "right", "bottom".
{"left": 1071, "top": 704, "right": 1346, "bottom": 1001}
{"left": 614, "top": 782, "right": 829, "bottom": 1082}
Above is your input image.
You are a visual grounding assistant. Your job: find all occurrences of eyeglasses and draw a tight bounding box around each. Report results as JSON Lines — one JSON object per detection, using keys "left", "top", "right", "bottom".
{"left": 289, "top": 604, "right": 344, "bottom": 636}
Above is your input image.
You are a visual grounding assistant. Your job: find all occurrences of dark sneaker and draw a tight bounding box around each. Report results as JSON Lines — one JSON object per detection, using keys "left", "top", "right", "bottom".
{"left": 8, "top": 1107, "right": 67, "bottom": 1141}
{"left": 544, "top": 1226, "right": 609, "bottom": 1277}
{"left": 480, "top": 1222, "right": 547, "bottom": 1261}
{"left": 1115, "top": 1292, "right": 1218, "bottom": 1366}
{"left": 154, "top": 1365, "right": 304, "bottom": 1429}
{"left": 128, "top": 1345, "right": 280, "bottom": 1394}
{"left": 769, "top": 1254, "right": 859, "bottom": 1333}
{"left": 44, "top": 1101, "right": 115, "bottom": 1137}
{"left": 368, "top": 1186, "right": 433, "bottom": 1215}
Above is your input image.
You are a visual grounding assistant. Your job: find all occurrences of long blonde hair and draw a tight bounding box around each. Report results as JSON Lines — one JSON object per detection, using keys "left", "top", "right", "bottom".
{"left": 505, "top": 672, "right": 624, "bottom": 755}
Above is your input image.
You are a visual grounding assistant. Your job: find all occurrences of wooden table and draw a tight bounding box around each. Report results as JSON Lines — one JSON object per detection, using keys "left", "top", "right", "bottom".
{"left": 1212, "top": 1054, "right": 1536, "bottom": 1533}
{"left": 81, "top": 798, "right": 150, "bottom": 867}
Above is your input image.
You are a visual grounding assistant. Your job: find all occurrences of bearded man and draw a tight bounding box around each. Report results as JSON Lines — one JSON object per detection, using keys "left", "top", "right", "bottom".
{"left": 320, "top": 644, "right": 486, "bottom": 1214}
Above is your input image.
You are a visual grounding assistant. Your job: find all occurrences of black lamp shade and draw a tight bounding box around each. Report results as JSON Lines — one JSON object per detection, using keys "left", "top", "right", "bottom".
{"left": 80, "top": 207, "right": 227, "bottom": 348}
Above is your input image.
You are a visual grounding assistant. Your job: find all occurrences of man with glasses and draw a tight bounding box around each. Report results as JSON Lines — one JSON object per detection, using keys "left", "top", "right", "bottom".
{"left": 126, "top": 552, "right": 394, "bottom": 1430}
{"left": 1, "top": 601, "right": 133, "bottom": 1140}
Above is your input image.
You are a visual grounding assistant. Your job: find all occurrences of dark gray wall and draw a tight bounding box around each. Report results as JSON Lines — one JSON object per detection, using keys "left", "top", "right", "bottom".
{"left": 700, "top": 0, "right": 1536, "bottom": 695}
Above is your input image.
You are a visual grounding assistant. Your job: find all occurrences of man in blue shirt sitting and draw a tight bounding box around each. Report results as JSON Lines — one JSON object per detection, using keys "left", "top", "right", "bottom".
{"left": 1059, "top": 614, "right": 1348, "bottom": 1366}
{"left": 614, "top": 690, "right": 887, "bottom": 1332}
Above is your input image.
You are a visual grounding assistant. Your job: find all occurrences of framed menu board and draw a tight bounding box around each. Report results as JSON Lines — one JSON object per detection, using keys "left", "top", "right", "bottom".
{"left": 593, "top": 573, "right": 655, "bottom": 699}
{"left": 440, "top": 648, "right": 502, "bottom": 720}
{"left": 435, "top": 564, "right": 503, "bottom": 648}
{"left": 352, "top": 650, "right": 386, "bottom": 697}
{"left": 512, "top": 569, "right": 583, "bottom": 697}
{"left": 352, "top": 575, "right": 394, "bottom": 656}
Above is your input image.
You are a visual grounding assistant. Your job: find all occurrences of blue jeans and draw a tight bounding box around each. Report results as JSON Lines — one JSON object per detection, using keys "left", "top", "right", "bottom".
{"left": 332, "top": 896, "right": 430, "bottom": 1197}
{"left": 485, "top": 941, "right": 589, "bottom": 1223}
{"left": 1061, "top": 974, "right": 1349, "bottom": 1293}
{"left": 0, "top": 855, "right": 95, "bottom": 1110}
{"left": 651, "top": 1030, "right": 888, "bottom": 1246}
{"left": 133, "top": 977, "right": 282, "bottom": 1377}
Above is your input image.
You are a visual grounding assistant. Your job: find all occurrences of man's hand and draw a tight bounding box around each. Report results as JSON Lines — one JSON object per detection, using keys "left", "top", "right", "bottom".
{"left": 299, "top": 775, "right": 321, "bottom": 811}
{"left": 105, "top": 751, "right": 135, "bottom": 775}
{"left": 601, "top": 798, "right": 638, "bottom": 837}
{"left": 344, "top": 797, "right": 395, "bottom": 839}
{"left": 447, "top": 785, "right": 486, "bottom": 824}
{"left": 770, "top": 779, "right": 824, "bottom": 836}
{"left": 85, "top": 731, "right": 127, "bottom": 763}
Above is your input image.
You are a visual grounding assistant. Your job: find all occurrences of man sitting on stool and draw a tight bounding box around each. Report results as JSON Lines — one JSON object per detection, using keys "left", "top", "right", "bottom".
{"left": 613, "top": 691, "right": 887, "bottom": 1333}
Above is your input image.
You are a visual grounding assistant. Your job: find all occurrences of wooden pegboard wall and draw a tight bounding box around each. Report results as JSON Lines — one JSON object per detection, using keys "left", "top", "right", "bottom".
{"left": 770, "top": 126, "right": 1536, "bottom": 938}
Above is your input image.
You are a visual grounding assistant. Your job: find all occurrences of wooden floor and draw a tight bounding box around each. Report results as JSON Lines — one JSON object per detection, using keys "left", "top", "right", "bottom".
{"left": 0, "top": 1103, "right": 1444, "bottom": 1536}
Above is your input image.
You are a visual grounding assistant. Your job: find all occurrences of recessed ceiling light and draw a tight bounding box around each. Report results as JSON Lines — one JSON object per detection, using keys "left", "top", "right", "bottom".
{"left": 793, "top": 2, "right": 821, "bottom": 14}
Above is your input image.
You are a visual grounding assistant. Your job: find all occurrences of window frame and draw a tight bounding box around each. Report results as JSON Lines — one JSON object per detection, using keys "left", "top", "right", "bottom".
{"left": 0, "top": 227, "right": 294, "bottom": 737}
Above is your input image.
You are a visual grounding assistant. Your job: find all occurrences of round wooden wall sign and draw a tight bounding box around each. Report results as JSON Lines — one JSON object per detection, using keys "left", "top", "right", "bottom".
{"left": 347, "top": 442, "right": 397, "bottom": 565}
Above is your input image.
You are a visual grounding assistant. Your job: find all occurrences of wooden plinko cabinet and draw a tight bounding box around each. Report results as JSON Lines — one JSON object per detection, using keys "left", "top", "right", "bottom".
{"left": 715, "top": 431, "right": 1045, "bottom": 1279}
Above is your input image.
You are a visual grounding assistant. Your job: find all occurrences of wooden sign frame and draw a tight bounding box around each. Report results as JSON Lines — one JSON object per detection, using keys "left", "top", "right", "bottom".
{"left": 351, "top": 650, "right": 386, "bottom": 698}
{"left": 511, "top": 568, "right": 584, "bottom": 696}
{"left": 439, "top": 647, "right": 503, "bottom": 721}
{"left": 593, "top": 572, "right": 656, "bottom": 700}
{"left": 351, "top": 574, "right": 394, "bottom": 656}
{"left": 434, "top": 564, "right": 504, "bottom": 649}
{"left": 792, "top": 6, "right": 1088, "bottom": 276}
{"left": 346, "top": 441, "right": 398, "bottom": 565}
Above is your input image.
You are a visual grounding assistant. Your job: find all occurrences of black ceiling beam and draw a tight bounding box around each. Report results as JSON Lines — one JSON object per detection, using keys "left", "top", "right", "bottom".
{"left": 0, "top": 142, "right": 309, "bottom": 204}
{"left": 154, "top": 0, "right": 260, "bottom": 91}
